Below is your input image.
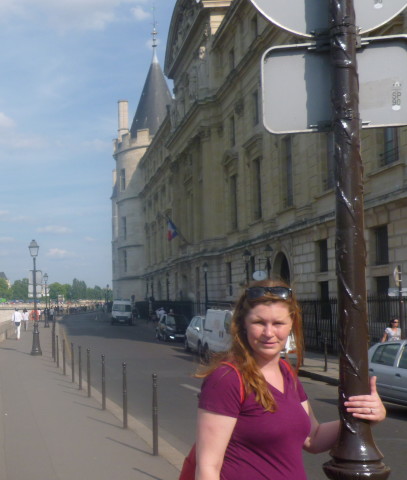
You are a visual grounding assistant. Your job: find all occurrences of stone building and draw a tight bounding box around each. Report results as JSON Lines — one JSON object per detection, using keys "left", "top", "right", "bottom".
{"left": 112, "top": 0, "right": 407, "bottom": 305}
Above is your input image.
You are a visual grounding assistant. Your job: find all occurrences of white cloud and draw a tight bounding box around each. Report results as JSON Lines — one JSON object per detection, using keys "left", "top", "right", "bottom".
{"left": 0, "top": 237, "right": 14, "bottom": 243}
{"left": 131, "top": 5, "right": 151, "bottom": 21}
{"left": 0, "top": 211, "right": 9, "bottom": 217}
{"left": 82, "top": 139, "right": 112, "bottom": 152}
{"left": 46, "top": 248, "right": 76, "bottom": 259}
{"left": 84, "top": 236, "right": 96, "bottom": 242}
{"left": 0, "top": 113, "right": 15, "bottom": 128}
{"left": 37, "top": 225, "right": 72, "bottom": 234}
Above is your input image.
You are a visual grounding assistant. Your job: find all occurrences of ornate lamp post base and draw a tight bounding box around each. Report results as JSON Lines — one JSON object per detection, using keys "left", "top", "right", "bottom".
{"left": 31, "top": 322, "right": 42, "bottom": 356}
{"left": 323, "top": 459, "right": 391, "bottom": 480}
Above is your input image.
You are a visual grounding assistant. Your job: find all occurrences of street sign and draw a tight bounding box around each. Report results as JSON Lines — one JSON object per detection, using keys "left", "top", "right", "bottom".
{"left": 261, "top": 35, "right": 407, "bottom": 134}
{"left": 250, "top": 0, "right": 407, "bottom": 38}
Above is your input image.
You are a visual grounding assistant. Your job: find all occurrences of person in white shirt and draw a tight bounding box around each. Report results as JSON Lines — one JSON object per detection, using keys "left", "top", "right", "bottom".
{"left": 12, "top": 309, "right": 23, "bottom": 340}
{"left": 22, "top": 309, "right": 29, "bottom": 331}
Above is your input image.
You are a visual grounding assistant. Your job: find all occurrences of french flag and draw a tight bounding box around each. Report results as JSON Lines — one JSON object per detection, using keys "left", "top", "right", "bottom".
{"left": 167, "top": 218, "right": 178, "bottom": 241}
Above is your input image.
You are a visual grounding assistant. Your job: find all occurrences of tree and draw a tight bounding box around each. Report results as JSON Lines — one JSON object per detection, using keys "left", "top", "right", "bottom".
{"left": 11, "top": 279, "right": 29, "bottom": 300}
{"left": 0, "top": 278, "right": 10, "bottom": 299}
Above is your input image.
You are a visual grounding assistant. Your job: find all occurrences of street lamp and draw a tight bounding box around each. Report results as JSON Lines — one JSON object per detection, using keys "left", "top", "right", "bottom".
{"left": 105, "top": 284, "right": 109, "bottom": 304}
{"left": 43, "top": 273, "right": 49, "bottom": 328}
{"left": 29, "top": 240, "right": 42, "bottom": 356}
{"left": 203, "top": 262, "right": 209, "bottom": 312}
{"left": 242, "top": 249, "right": 252, "bottom": 284}
{"left": 264, "top": 244, "right": 273, "bottom": 279}
{"left": 166, "top": 272, "right": 170, "bottom": 301}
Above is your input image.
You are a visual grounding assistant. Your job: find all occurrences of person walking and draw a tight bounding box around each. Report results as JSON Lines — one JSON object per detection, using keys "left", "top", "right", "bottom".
{"left": 381, "top": 317, "right": 402, "bottom": 342}
{"left": 22, "top": 308, "right": 29, "bottom": 331}
{"left": 12, "top": 308, "right": 23, "bottom": 340}
{"left": 194, "top": 279, "right": 386, "bottom": 480}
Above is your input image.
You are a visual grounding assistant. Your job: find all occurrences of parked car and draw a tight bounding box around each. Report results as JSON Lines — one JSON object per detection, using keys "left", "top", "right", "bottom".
{"left": 184, "top": 315, "right": 206, "bottom": 354}
{"left": 156, "top": 313, "right": 189, "bottom": 342}
{"left": 201, "top": 309, "right": 233, "bottom": 363}
{"left": 368, "top": 339, "right": 407, "bottom": 406}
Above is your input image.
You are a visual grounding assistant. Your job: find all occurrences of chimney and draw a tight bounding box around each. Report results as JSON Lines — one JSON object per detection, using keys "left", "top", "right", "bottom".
{"left": 118, "top": 100, "right": 129, "bottom": 140}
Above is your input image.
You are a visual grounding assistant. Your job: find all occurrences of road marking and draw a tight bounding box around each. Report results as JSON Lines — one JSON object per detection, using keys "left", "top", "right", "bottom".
{"left": 180, "top": 384, "right": 200, "bottom": 393}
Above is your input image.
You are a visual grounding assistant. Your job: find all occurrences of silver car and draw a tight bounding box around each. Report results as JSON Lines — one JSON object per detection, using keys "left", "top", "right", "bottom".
{"left": 368, "top": 339, "right": 407, "bottom": 406}
{"left": 184, "top": 315, "right": 205, "bottom": 355}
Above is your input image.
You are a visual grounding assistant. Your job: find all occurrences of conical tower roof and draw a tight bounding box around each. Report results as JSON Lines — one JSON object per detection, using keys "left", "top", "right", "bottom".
{"left": 130, "top": 48, "right": 172, "bottom": 137}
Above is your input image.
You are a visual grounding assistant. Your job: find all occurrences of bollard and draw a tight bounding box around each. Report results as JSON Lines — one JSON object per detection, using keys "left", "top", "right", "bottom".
{"left": 78, "top": 346, "right": 82, "bottom": 390}
{"left": 87, "top": 349, "right": 91, "bottom": 397}
{"left": 71, "top": 342, "right": 75, "bottom": 383}
{"left": 51, "top": 320, "right": 56, "bottom": 361}
{"left": 324, "top": 337, "right": 328, "bottom": 372}
{"left": 152, "top": 373, "right": 158, "bottom": 456}
{"left": 56, "top": 335, "right": 59, "bottom": 368}
{"left": 122, "top": 362, "right": 128, "bottom": 429}
{"left": 101, "top": 354, "right": 106, "bottom": 410}
{"left": 63, "top": 338, "right": 66, "bottom": 375}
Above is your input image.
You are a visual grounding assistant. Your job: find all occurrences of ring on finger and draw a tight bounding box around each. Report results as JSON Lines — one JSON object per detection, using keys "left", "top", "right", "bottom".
{"left": 370, "top": 408, "right": 374, "bottom": 414}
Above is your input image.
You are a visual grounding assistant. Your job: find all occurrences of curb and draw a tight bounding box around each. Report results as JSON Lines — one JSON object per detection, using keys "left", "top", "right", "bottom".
{"left": 299, "top": 369, "right": 339, "bottom": 386}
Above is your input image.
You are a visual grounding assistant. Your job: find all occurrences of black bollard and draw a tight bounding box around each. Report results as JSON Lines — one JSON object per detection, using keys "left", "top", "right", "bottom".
{"left": 87, "top": 349, "right": 91, "bottom": 397}
{"left": 71, "top": 342, "right": 75, "bottom": 383}
{"left": 122, "top": 362, "right": 127, "bottom": 429}
{"left": 56, "top": 335, "right": 59, "bottom": 368}
{"left": 51, "top": 320, "right": 56, "bottom": 361}
{"left": 102, "top": 354, "right": 106, "bottom": 410}
{"left": 62, "top": 338, "right": 66, "bottom": 375}
{"left": 78, "top": 346, "right": 82, "bottom": 390}
{"left": 152, "top": 373, "right": 158, "bottom": 456}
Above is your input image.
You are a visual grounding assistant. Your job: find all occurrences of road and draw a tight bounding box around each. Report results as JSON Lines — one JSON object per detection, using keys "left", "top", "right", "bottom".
{"left": 59, "top": 312, "right": 407, "bottom": 479}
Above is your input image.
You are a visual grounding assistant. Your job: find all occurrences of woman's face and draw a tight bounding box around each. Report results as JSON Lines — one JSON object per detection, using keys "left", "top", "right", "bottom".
{"left": 244, "top": 302, "right": 293, "bottom": 364}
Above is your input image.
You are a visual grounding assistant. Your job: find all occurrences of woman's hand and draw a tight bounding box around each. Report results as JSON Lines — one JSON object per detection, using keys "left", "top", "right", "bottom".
{"left": 344, "top": 376, "right": 386, "bottom": 423}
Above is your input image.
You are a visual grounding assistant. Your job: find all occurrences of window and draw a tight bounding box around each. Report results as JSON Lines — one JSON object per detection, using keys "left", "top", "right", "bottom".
{"left": 376, "top": 276, "right": 389, "bottom": 296}
{"left": 319, "top": 281, "right": 331, "bottom": 320}
{"left": 380, "top": 128, "right": 398, "bottom": 166}
{"left": 226, "top": 262, "right": 233, "bottom": 296}
{"left": 229, "top": 116, "right": 236, "bottom": 147}
{"left": 122, "top": 216, "right": 127, "bottom": 240}
{"left": 282, "top": 136, "right": 293, "bottom": 207}
{"left": 374, "top": 225, "right": 389, "bottom": 265}
{"left": 123, "top": 249, "right": 127, "bottom": 273}
{"left": 251, "top": 15, "right": 258, "bottom": 41}
{"left": 371, "top": 343, "right": 400, "bottom": 366}
{"left": 252, "top": 90, "right": 259, "bottom": 126}
{"left": 228, "top": 48, "right": 235, "bottom": 70}
{"left": 230, "top": 175, "right": 238, "bottom": 230}
{"left": 120, "top": 168, "right": 126, "bottom": 191}
{"left": 398, "top": 347, "right": 407, "bottom": 369}
{"left": 318, "top": 239, "right": 328, "bottom": 272}
{"left": 252, "top": 157, "right": 262, "bottom": 220}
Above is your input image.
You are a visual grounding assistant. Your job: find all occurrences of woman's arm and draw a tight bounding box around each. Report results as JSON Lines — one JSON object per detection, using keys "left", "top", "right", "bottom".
{"left": 303, "top": 376, "right": 386, "bottom": 454}
{"left": 195, "top": 408, "right": 237, "bottom": 480}
{"left": 381, "top": 330, "right": 388, "bottom": 342}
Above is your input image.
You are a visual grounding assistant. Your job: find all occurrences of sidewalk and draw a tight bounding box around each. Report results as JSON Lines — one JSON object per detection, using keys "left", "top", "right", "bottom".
{"left": 0, "top": 323, "right": 180, "bottom": 480}
{"left": 299, "top": 350, "right": 339, "bottom": 386}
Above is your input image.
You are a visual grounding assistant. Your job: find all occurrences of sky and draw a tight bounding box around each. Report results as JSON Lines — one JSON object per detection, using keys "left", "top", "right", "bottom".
{"left": 0, "top": 0, "right": 175, "bottom": 288}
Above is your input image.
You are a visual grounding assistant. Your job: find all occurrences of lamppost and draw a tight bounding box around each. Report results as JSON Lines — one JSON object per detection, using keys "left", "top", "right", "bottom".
{"left": 203, "top": 262, "right": 209, "bottom": 312}
{"left": 242, "top": 249, "right": 252, "bottom": 284}
{"left": 29, "top": 239, "right": 42, "bottom": 356}
{"left": 43, "top": 273, "right": 49, "bottom": 328}
{"left": 166, "top": 272, "right": 170, "bottom": 301}
{"left": 105, "top": 284, "right": 109, "bottom": 304}
{"left": 264, "top": 244, "right": 273, "bottom": 279}
{"left": 394, "top": 265, "right": 405, "bottom": 334}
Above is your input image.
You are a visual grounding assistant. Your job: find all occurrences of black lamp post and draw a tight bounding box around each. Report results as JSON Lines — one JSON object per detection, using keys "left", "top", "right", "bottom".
{"left": 203, "top": 262, "right": 209, "bottom": 311}
{"left": 29, "top": 240, "right": 42, "bottom": 356}
{"left": 243, "top": 249, "right": 251, "bottom": 284}
{"left": 105, "top": 284, "right": 109, "bottom": 304}
{"left": 43, "top": 273, "right": 49, "bottom": 328}
{"left": 264, "top": 244, "right": 273, "bottom": 279}
{"left": 166, "top": 273, "right": 170, "bottom": 301}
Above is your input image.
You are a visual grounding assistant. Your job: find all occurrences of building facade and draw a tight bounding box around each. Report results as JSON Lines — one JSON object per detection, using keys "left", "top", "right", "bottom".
{"left": 112, "top": 0, "right": 407, "bottom": 305}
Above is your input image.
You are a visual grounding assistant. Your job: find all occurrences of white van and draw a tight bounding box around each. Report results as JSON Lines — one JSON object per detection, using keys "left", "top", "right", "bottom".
{"left": 201, "top": 309, "right": 233, "bottom": 362}
{"left": 111, "top": 299, "right": 133, "bottom": 325}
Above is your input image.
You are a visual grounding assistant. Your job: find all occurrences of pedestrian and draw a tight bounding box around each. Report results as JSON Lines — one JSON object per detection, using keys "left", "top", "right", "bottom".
{"left": 194, "top": 279, "right": 386, "bottom": 480}
{"left": 49, "top": 306, "right": 54, "bottom": 323}
{"left": 22, "top": 308, "right": 29, "bottom": 331}
{"left": 12, "top": 308, "right": 23, "bottom": 340}
{"left": 381, "top": 317, "right": 402, "bottom": 342}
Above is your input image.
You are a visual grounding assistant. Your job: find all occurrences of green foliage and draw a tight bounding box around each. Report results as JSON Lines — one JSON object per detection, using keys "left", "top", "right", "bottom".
{"left": 0, "top": 278, "right": 10, "bottom": 299}
{"left": 11, "top": 279, "right": 29, "bottom": 300}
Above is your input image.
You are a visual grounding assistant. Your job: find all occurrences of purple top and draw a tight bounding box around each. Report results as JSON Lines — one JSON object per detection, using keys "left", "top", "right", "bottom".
{"left": 199, "top": 362, "right": 311, "bottom": 480}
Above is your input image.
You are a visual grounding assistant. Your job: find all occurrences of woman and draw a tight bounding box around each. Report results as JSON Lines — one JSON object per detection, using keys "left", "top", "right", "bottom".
{"left": 195, "top": 280, "right": 386, "bottom": 480}
{"left": 381, "top": 317, "right": 402, "bottom": 342}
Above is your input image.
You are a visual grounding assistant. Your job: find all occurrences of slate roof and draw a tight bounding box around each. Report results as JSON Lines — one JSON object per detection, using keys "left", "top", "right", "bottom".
{"left": 130, "top": 49, "right": 172, "bottom": 137}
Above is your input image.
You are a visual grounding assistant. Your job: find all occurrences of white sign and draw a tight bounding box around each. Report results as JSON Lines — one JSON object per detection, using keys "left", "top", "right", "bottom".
{"left": 250, "top": 0, "right": 407, "bottom": 37}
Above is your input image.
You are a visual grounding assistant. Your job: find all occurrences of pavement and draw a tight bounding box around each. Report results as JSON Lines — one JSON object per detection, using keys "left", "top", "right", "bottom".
{"left": 0, "top": 317, "right": 340, "bottom": 480}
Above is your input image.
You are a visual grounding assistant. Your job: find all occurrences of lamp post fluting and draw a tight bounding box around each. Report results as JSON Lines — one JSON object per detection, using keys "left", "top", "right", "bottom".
{"left": 29, "top": 240, "right": 42, "bottom": 356}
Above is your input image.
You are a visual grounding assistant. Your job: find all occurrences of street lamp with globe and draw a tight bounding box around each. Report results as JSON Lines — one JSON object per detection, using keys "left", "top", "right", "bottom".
{"left": 29, "top": 240, "right": 42, "bottom": 356}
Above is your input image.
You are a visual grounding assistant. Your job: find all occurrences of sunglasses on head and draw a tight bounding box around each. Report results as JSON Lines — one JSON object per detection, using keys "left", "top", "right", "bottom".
{"left": 246, "top": 286, "right": 292, "bottom": 300}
